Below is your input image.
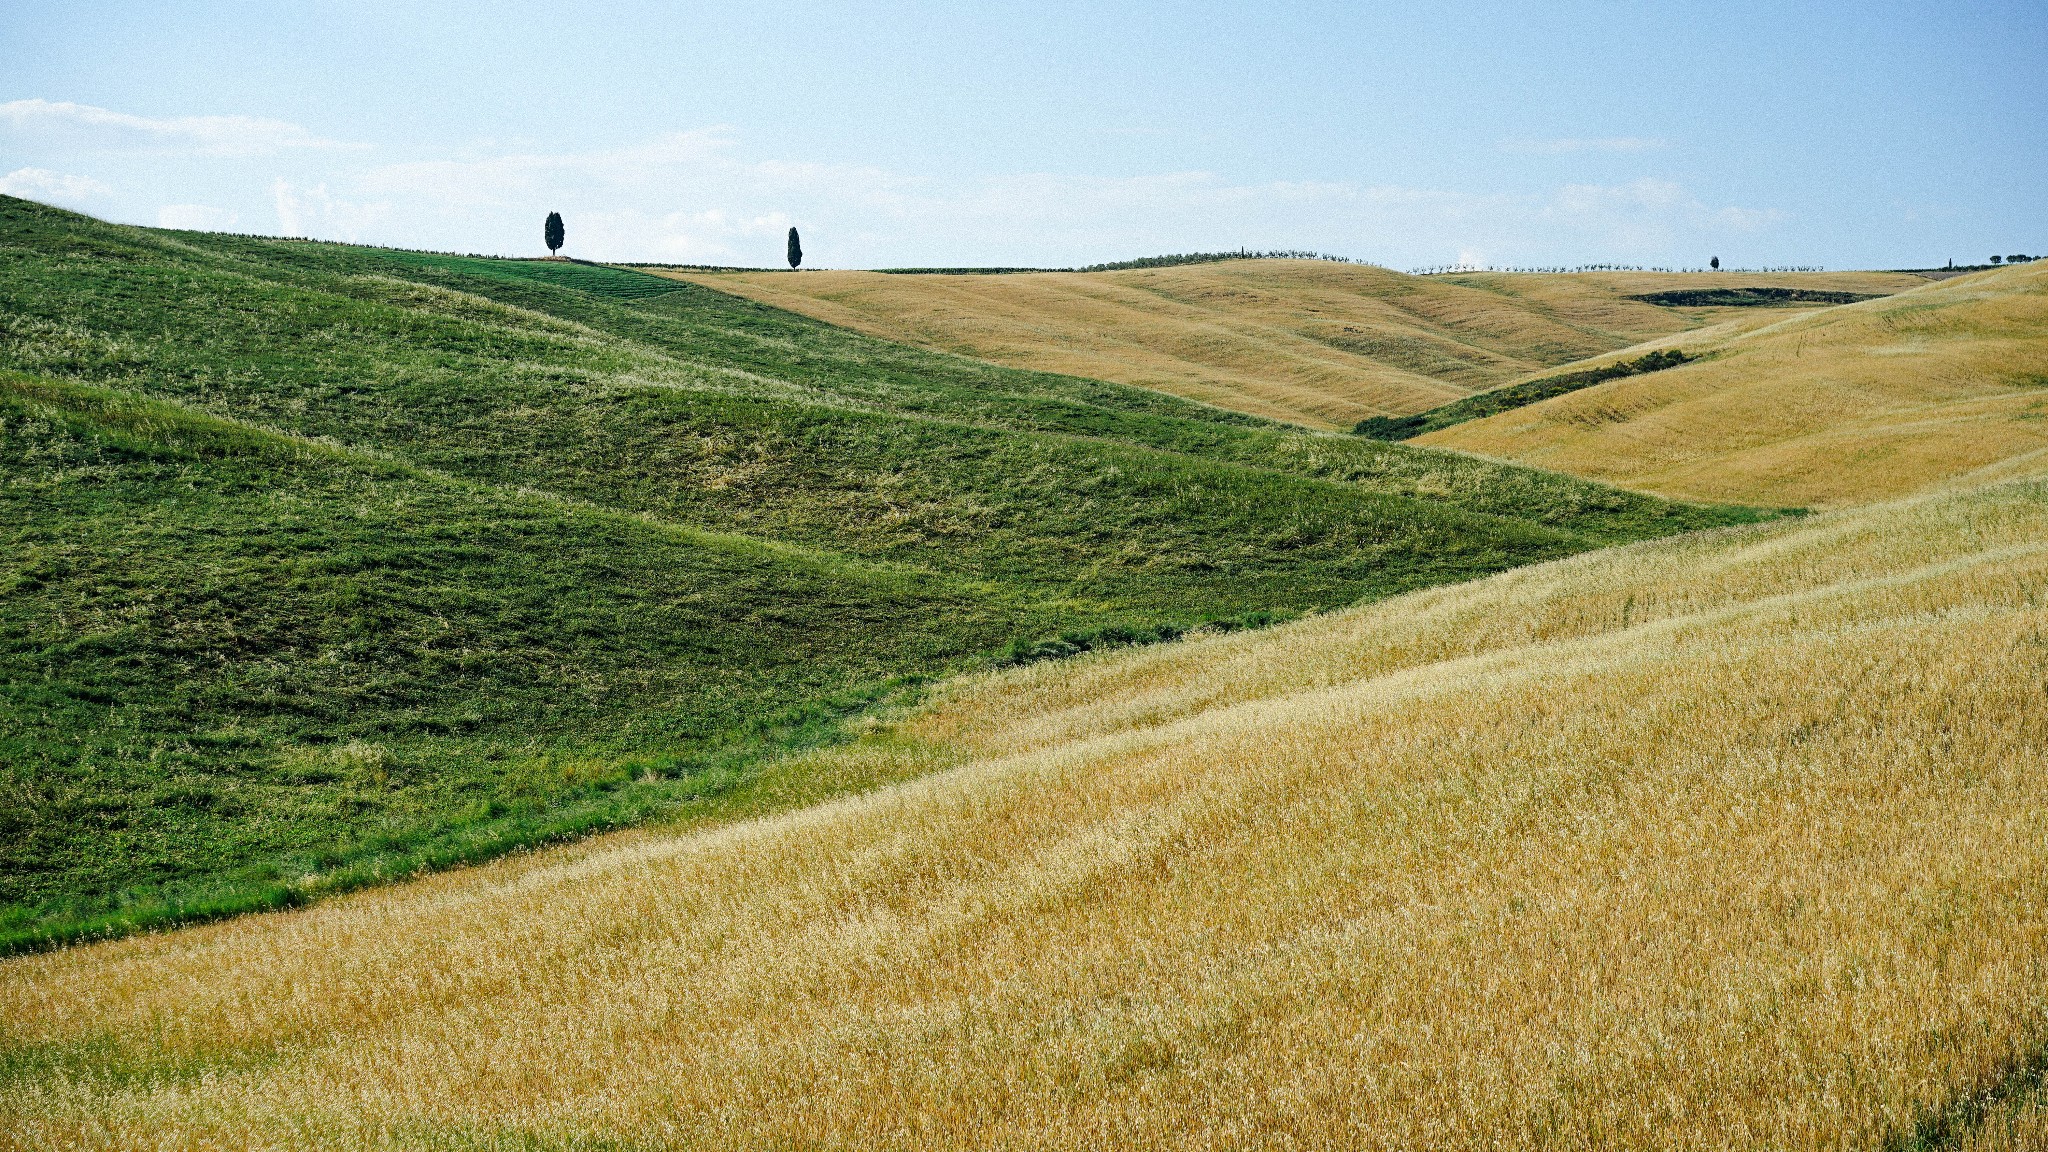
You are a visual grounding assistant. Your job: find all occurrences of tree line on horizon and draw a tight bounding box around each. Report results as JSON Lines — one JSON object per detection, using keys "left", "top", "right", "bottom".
{"left": 537, "top": 213, "right": 2031, "bottom": 275}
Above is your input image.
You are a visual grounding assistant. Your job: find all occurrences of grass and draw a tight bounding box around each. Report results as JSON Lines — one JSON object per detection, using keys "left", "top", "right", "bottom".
{"left": 666, "top": 261, "right": 1924, "bottom": 428}
{"left": 1353, "top": 348, "right": 1693, "bottom": 440}
{"left": 1423, "top": 261, "right": 2048, "bottom": 507}
{"left": 0, "top": 194, "right": 1762, "bottom": 950}
{"left": 2, "top": 468, "right": 2042, "bottom": 1150}
{"left": 1625, "top": 286, "right": 1886, "bottom": 307}
{"left": 0, "top": 370, "right": 1017, "bottom": 952}
{"left": 373, "top": 251, "right": 690, "bottom": 299}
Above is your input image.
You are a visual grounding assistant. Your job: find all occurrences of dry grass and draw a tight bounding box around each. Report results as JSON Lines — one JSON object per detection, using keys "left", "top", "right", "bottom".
{"left": 1962, "top": 1085, "right": 2048, "bottom": 1152}
{"left": 660, "top": 261, "right": 1922, "bottom": 428}
{"left": 1425, "top": 262, "right": 2048, "bottom": 507}
{"left": 5, "top": 468, "right": 2047, "bottom": 1150}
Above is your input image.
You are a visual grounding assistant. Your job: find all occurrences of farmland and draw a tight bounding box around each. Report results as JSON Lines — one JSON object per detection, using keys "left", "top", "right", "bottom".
{"left": 3, "top": 454, "right": 2043, "bottom": 1150}
{"left": 1, "top": 205, "right": 2040, "bottom": 1152}
{"left": 1423, "top": 261, "right": 2048, "bottom": 506}
{"left": 664, "top": 260, "right": 1925, "bottom": 428}
{"left": 0, "top": 196, "right": 1758, "bottom": 951}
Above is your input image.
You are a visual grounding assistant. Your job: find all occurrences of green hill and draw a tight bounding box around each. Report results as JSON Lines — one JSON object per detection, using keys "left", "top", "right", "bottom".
{"left": 0, "top": 196, "right": 1766, "bottom": 950}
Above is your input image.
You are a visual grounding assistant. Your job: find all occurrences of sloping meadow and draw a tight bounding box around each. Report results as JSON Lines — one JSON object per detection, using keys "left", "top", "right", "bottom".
{"left": 0, "top": 196, "right": 1761, "bottom": 948}
{"left": 2, "top": 468, "right": 2042, "bottom": 1150}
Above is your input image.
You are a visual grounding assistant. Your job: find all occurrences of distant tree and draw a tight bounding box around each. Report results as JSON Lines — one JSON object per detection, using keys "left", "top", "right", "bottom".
{"left": 545, "top": 212, "right": 565, "bottom": 257}
{"left": 1991, "top": 255, "right": 2003, "bottom": 264}
{"left": 787, "top": 226, "right": 803, "bottom": 269}
{"left": 1710, "top": 256, "right": 1720, "bottom": 270}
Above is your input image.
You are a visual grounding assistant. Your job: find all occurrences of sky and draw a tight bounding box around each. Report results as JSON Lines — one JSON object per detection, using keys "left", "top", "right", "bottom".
{"left": 3, "top": 1, "right": 2042, "bottom": 270}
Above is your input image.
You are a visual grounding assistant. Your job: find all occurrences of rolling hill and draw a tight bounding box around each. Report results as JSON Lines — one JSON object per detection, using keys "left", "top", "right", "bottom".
{"left": 0, "top": 195, "right": 1759, "bottom": 950}
{"left": 1421, "top": 261, "right": 2048, "bottom": 506}
{"left": 4, "top": 463, "right": 2042, "bottom": 1151}
{"left": 662, "top": 260, "right": 1925, "bottom": 429}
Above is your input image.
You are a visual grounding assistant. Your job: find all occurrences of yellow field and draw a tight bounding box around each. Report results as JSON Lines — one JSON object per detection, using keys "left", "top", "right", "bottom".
{"left": 1424, "top": 261, "right": 2048, "bottom": 507}
{"left": 660, "top": 261, "right": 1921, "bottom": 428}
{"left": 7, "top": 464, "right": 2047, "bottom": 1149}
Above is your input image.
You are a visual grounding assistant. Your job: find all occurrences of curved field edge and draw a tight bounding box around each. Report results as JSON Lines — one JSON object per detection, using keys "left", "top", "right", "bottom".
{"left": 2, "top": 474, "right": 2043, "bottom": 1150}
{"left": 0, "top": 371, "right": 1312, "bottom": 957}
{"left": 663, "top": 262, "right": 1925, "bottom": 429}
{"left": 0, "top": 195, "right": 1766, "bottom": 951}
{"left": 1419, "top": 261, "right": 2048, "bottom": 507}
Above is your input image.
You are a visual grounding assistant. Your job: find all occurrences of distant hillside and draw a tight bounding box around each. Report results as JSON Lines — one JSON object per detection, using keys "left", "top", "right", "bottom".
{"left": 659, "top": 262, "right": 1924, "bottom": 429}
{"left": 1422, "top": 261, "right": 2048, "bottom": 507}
{"left": 1624, "top": 286, "right": 1884, "bottom": 307}
{"left": 0, "top": 196, "right": 1760, "bottom": 949}
{"left": 1355, "top": 348, "right": 1695, "bottom": 440}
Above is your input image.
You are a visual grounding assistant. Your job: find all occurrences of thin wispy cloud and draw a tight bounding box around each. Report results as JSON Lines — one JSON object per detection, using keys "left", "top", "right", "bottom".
{"left": 271, "top": 179, "right": 391, "bottom": 241}
{"left": 345, "top": 131, "right": 1777, "bottom": 268}
{"left": 1502, "top": 137, "right": 1670, "bottom": 154}
{"left": 157, "top": 203, "right": 240, "bottom": 231}
{"left": 0, "top": 99, "right": 1779, "bottom": 267}
{"left": 0, "top": 166, "right": 111, "bottom": 204}
{"left": 0, "top": 98, "right": 361, "bottom": 156}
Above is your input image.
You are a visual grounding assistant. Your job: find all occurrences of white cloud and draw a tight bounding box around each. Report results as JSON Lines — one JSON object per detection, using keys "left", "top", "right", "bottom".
{"left": 3, "top": 111, "right": 1772, "bottom": 266}
{"left": 0, "top": 166, "right": 111, "bottom": 205}
{"left": 273, "top": 180, "right": 390, "bottom": 241}
{"left": 1534, "top": 178, "right": 1783, "bottom": 254}
{"left": 0, "top": 98, "right": 360, "bottom": 156}
{"left": 157, "top": 203, "right": 239, "bottom": 231}
{"left": 340, "top": 133, "right": 1781, "bottom": 268}
{"left": 1502, "top": 137, "right": 1670, "bottom": 154}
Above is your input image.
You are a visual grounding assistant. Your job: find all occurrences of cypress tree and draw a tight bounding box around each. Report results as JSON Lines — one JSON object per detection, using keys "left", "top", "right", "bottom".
{"left": 544, "top": 212, "right": 565, "bottom": 257}
{"left": 787, "top": 226, "right": 803, "bottom": 269}
{"left": 1710, "top": 256, "right": 1720, "bottom": 270}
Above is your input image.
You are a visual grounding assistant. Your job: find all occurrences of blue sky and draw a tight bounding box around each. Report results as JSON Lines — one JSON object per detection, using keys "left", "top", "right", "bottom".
{"left": 3, "top": 1, "right": 2041, "bottom": 269}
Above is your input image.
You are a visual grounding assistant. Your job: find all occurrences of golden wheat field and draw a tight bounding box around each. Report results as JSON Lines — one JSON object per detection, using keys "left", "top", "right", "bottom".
{"left": 657, "top": 260, "right": 1922, "bottom": 428}
{"left": 1425, "top": 261, "right": 2048, "bottom": 507}
{"left": 6, "top": 464, "right": 2047, "bottom": 1150}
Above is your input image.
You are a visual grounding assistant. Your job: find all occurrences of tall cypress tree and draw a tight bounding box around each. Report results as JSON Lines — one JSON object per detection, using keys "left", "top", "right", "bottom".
{"left": 787, "top": 226, "right": 803, "bottom": 269}
{"left": 545, "top": 212, "right": 565, "bottom": 257}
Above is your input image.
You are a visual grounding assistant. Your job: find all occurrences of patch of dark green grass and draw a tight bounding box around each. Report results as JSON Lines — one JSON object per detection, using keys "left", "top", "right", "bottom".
{"left": 1882, "top": 1041, "right": 2048, "bottom": 1151}
{"left": 0, "top": 195, "right": 1773, "bottom": 948}
{"left": 373, "top": 251, "right": 687, "bottom": 299}
{"left": 1354, "top": 349, "right": 1696, "bottom": 441}
{"left": 1626, "top": 286, "right": 1884, "bottom": 308}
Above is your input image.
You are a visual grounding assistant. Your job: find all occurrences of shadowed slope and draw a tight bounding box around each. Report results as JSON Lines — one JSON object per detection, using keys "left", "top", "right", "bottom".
{"left": 1423, "top": 262, "right": 2048, "bottom": 506}
{"left": 4, "top": 474, "right": 2043, "bottom": 1150}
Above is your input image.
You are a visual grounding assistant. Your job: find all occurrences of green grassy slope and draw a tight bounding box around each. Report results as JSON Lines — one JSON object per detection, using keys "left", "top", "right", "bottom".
{"left": 0, "top": 196, "right": 1767, "bottom": 948}
{"left": 0, "top": 372, "right": 1036, "bottom": 948}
